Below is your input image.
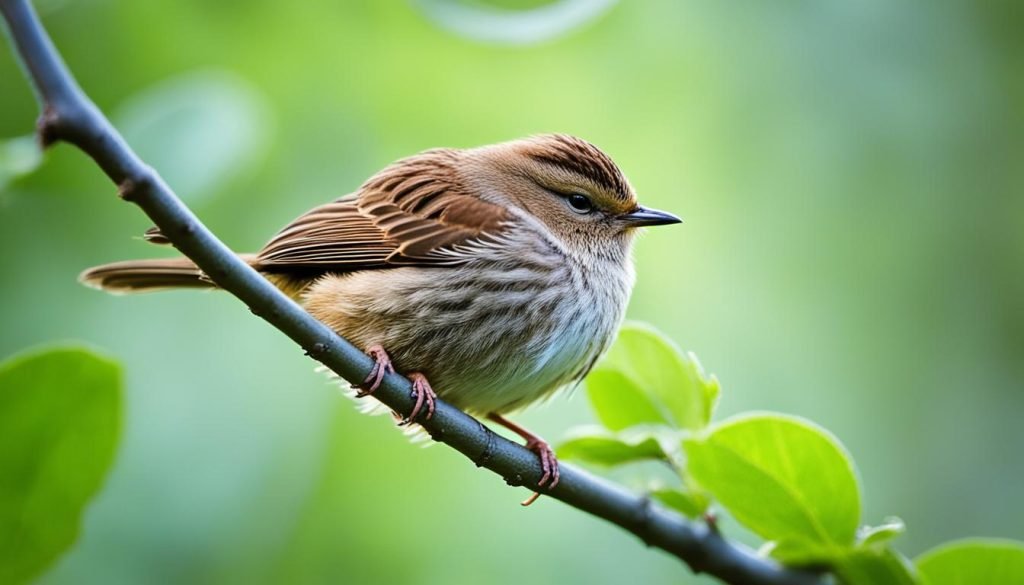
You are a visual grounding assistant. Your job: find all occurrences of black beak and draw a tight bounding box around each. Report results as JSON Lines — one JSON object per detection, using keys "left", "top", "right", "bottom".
{"left": 620, "top": 206, "right": 682, "bottom": 227}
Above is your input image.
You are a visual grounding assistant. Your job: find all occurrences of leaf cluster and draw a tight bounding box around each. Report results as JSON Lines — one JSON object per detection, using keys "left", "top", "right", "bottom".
{"left": 559, "top": 322, "right": 1024, "bottom": 585}
{"left": 2, "top": 329, "right": 1022, "bottom": 585}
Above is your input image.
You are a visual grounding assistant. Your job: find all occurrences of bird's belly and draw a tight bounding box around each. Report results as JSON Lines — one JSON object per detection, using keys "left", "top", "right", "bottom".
{"left": 302, "top": 263, "right": 625, "bottom": 415}
{"left": 421, "top": 302, "right": 606, "bottom": 414}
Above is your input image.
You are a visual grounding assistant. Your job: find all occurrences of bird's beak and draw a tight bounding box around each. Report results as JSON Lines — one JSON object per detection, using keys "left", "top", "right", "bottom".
{"left": 619, "top": 206, "right": 682, "bottom": 227}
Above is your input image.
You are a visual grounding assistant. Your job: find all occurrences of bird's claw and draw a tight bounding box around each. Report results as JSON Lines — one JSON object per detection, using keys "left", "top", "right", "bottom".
{"left": 528, "top": 438, "right": 559, "bottom": 489}
{"left": 399, "top": 372, "right": 436, "bottom": 425}
{"left": 485, "top": 413, "right": 560, "bottom": 506}
{"left": 520, "top": 438, "right": 559, "bottom": 506}
{"left": 353, "top": 345, "right": 394, "bottom": 397}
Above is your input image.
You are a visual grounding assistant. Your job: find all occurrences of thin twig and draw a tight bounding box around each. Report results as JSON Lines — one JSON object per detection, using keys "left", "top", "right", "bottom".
{"left": 0, "top": 2, "right": 824, "bottom": 584}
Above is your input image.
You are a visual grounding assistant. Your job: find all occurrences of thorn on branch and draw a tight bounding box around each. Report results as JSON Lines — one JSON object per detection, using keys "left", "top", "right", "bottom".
{"left": 118, "top": 168, "right": 160, "bottom": 202}
{"left": 705, "top": 510, "right": 721, "bottom": 534}
{"left": 635, "top": 496, "right": 655, "bottom": 547}
{"left": 304, "top": 342, "right": 329, "bottom": 359}
{"left": 35, "top": 100, "right": 94, "bottom": 149}
{"left": 36, "top": 104, "right": 61, "bottom": 148}
{"left": 117, "top": 178, "right": 138, "bottom": 201}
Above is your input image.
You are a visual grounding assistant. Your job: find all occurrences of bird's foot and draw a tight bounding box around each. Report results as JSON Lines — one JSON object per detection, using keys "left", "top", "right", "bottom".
{"left": 519, "top": 437, "right": 560, "bottom": 506}
{"left": 486, "top": 413, "right": 560, "bottom": 506}
{"left": 399, "top": 372, "right": 436, "bottom": 425}
{"left": 353, "top": 344, "right": 394, "bottom": 397}
{"left": 526, "top": 436, "right": 559, "bottom": 489}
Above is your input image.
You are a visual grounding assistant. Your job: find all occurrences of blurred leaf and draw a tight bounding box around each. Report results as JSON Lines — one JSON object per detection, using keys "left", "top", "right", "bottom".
{"left": 763, "top": 538, "right": 837, "bottom": 566}
{"left": 585, "top": 369, "right": 670, "bottom": 430}
{"left": 415, "top": 0, "right": 619, "bottom": 46}
{"left": 0, "top": 135, "right": 43, "bottom": 190}
{"left": 587, "top": 322, "right": 720, "bottom": 432}
{"left": 834, "top": 547, "right": 920, "bottom": 585}
{"left": 858, "top": 517, "right": 906, "bottom": 547}
{"left": 915, "top": 539, "right": 1024, "bottom": 585}
{"left": 557, "top": 426, "right": 672, "bottom": 466}
{"left": 650, "top": 487, "right": 709, "bottom": 519}
{"left": 0, "top": 347, "right": 122, "bottom": 585}
{"left": 115, "top": 70, "right": 269, "bottom": 204}
{"left": 684, "top": 413, "right": 861, "bottom": 560}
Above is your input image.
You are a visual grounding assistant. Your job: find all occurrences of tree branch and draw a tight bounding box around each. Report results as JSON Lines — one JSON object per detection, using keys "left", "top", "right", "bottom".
{"left": 0, "top": 2, "right": 824, "bottom": 584}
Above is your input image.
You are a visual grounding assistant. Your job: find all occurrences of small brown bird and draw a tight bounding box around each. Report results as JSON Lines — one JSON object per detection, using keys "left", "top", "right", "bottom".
{"left": 82, "top": 134, "right": 680, "bottom": 495}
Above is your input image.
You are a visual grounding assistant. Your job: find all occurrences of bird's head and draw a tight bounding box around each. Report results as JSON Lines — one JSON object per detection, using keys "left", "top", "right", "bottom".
{"left": 462, "top": 134, "right": 680, "bottom": 259}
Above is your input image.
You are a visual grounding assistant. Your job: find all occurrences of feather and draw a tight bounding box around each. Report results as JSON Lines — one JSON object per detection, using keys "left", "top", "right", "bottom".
{"left": 254, "top": 149, "right": 510, "bottom": 273}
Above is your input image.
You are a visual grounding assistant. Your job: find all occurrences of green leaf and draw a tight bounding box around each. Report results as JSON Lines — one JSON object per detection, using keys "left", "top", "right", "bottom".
{"left": 763, "top": 539, "right": 838, "bottom": 566}
{"left": 835, "top": 547, "right": 920, "bottom": 585}
{"left": 585, "top": 369, "right": 670, "bottom": 430}
{"left": 587, "top": 322, "right": 720, "bottom": 432}
{"left": 0, "top": 346, "right": 122, "bottom": 585}
{"left": 650, "top": 487, "right": 709, "bottom": 519}
{"left": 557, "top": 427, "right": 671, "bottom": 466}
{"left": 684, "top": 413, "right": 861, "bottom": 559}
{"left": 858, "top": 517, "right": 906, "bottom": 547}
{"left": 916, "top": 538, "right": 1024, "bottom": 585}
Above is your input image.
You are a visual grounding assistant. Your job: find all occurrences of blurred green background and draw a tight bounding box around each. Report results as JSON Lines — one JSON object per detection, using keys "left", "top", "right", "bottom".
{"left": 2, "top": 0, "right": 1022, "bottom": 583}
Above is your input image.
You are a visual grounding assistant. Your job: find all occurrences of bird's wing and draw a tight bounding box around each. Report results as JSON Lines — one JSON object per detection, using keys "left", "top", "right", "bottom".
{"left": 255, "top": 151, "right": 511, "bottom": 272}
{"left": 255, "top": 196, "right": 395, "bottom": 270}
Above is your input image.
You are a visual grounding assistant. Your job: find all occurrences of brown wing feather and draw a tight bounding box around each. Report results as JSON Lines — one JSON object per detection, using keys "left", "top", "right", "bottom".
{"left": 254, "top": 149, "right": 510, "bottom": 273}
{"left": 257, "top": 198, "right": 393, "bottom": 270}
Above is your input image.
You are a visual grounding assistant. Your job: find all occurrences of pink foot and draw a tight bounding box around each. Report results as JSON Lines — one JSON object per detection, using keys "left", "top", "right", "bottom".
{"left": 527, "top": 437, "right": 560, "bottom": 489}
{"left": 353, "top": 345, "right": 394, "bottom": 397}
{"left": 399, "top": 372, "right": 436, "bottom": 425}
{"left": 486, "top": 413, "right": 560, "bottom": 506}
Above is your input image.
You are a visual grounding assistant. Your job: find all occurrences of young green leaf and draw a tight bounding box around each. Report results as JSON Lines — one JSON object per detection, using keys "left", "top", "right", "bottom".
{"left": 858, "top": 517, "right": 906, "bottom": 547}
{"left": 557, "top": 427, "right": 672, "bottom": 466}
{"left": 684, "top": 413, "right": 861, "bottom": 560}
{"left": 587, "top": 322, "right": 720, "bottom": 432}
{"left": 915, "top": 538, "right": 1024, "bottom": 585}
{"left": 834, "top": 547, "right": 920, "bottom": 585}
{"left": 585, "top": 369, "right": 671, "bottom": 430}
{"left": 0, "top": 347, "right": 122, "bottom": 585}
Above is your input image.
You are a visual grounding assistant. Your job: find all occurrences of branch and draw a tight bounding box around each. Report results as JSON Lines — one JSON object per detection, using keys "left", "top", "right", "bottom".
{"left": 0, "top": 2, "right": 824, "bottom": 584}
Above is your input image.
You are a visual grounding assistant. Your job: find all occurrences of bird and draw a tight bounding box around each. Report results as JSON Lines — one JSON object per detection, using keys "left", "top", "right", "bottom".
{"left": 81, "top": 134, "right": 681, "bottom": 499}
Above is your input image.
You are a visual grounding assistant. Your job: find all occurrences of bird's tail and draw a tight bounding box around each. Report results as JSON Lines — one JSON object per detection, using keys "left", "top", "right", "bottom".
{"left": 79, "top": 255, "right": 259, "bottom": 294}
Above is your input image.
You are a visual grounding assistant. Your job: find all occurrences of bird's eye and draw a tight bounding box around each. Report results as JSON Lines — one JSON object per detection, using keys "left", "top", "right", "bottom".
{"left": 566, "top": 194, "right": 593, "bottom": 214}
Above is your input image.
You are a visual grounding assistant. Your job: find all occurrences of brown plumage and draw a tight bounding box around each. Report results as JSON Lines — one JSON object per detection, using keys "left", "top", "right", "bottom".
{"left": 81, "top": 134, "right": 681, "bottom": 493}
{"left": 258, "top": 148, "right": 510, "bottom": 270}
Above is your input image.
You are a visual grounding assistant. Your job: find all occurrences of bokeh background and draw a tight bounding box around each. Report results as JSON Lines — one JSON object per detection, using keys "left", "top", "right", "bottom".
{"left": 2, "top": 0, "right": 1022, "bottom": 583}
